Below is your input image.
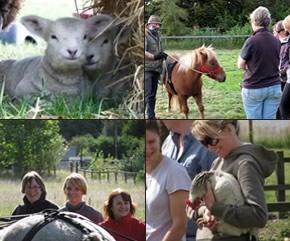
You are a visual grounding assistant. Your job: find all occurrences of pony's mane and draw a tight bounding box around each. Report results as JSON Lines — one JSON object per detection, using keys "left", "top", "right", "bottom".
{"left": 177, "top": 45, "right": 217, "bottom": 73}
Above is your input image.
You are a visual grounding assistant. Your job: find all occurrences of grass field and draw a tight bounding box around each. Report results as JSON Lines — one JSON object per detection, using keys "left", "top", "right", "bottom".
{"left": 0, "top": 170, "right": 145, "bottom": 221}
{"left": 156, "top": 49, "right": 246, "bottom": 119}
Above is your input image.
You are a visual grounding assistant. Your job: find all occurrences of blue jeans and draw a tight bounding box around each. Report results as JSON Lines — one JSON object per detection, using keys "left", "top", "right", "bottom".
{"left": 241, "top": 84, "right": 282, "bottom": 119}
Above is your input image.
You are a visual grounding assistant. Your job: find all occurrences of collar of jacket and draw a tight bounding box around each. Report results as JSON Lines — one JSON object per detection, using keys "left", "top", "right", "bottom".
{"left": 23, "top": 193, "right": 47, "bottom": 207}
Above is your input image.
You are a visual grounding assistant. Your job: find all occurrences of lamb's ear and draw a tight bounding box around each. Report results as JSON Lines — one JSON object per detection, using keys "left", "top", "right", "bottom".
{"left": 86, "top": 14, "right": 114, "bottom": 32}
{"left": 21, "top": 15, "right": 51, "bottom": 39}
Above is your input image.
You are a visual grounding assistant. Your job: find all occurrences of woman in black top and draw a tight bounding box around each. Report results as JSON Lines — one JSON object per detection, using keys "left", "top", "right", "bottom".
{"left": 12, "top": 171, "right": 58, "bottom": 215}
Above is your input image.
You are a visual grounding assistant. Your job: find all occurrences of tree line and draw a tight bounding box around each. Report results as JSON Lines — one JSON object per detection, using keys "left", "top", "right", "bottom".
{"left": 145, "top": 0, "right": 290, "bottom": 35}
{"left": 0, "top": 120, "right": 144, "bottom": 178}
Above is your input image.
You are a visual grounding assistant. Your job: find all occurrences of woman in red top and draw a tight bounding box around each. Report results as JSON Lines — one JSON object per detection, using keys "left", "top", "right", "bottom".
{"left": 99, "top": 188, "right": 145, "bottom": 241}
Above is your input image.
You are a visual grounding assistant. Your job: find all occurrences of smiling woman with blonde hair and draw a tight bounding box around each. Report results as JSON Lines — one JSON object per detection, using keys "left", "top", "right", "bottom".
{"left": 59, "top": 173, "right": 103, "bottom": 224}
{"left": 190, "top": 120, "right": 278, "bottom": 241}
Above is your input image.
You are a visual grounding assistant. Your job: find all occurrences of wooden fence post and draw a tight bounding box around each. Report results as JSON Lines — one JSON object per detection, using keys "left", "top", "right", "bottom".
{"left": 114, "top": 172, "right": 118, "bottom": 183}
{"left": 276, "top": 151, "right": 286, "bottom": 218}
{"left": 107, "top": 171, "right": 110, "bottom": 182}
{"left": 124, "top": 173, "right": 128, "bottom": 183}
{"left": 83, "top": 169, "right": 86, "bottom": 178}
{"left": 76, "top": 162, "right": 79, "bottom": 173}
{"left": 98, "top": 171, "right": 101, "bottom": 181}
{"left": 70, "top": 162, "right": 73, "bottom": 173}
{"left": 133, "top": 174, "right": 136, "bottom": 184}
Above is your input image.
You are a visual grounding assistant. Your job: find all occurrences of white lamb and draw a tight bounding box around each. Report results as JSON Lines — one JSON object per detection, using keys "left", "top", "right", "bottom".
{"left": 0, "top": 15, "right": 106, "bottom": 100}
{"left": 83, "top": 14, "right": 132, "bottom": 101}
{"left": 186, "top": 171, "right": 250, "bottom": 237}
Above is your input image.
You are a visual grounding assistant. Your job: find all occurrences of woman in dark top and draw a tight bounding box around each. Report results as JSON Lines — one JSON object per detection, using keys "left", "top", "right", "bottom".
{"left": 12, "top": 171, "right": 59, "bottom": 215}
{"left": 237, "top": 6, "right": 281, "bottom": 119}
{"left": 59, "top": 173, "right": 103, "bottom": 224}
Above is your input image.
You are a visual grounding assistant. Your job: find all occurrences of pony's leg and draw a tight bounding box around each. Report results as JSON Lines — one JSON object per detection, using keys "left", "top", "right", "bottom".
{"left": 193, "top": 94, "right": 204, "bottom": 119}
{"left": 167, "top": 91, "right": 172, "bottom": 112}
{"left": 178, "top": 95, "right": 189, "bottom": 119}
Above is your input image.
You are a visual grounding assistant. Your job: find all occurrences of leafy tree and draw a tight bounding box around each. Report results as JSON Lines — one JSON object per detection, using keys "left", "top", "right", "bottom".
{"left": 59, "top": 120, "right": 103, "bottom": 141}
{"left": 160, "top": 0, "right": 190, "bottom": 35}
{"left": 69, "top": 134, "right": 96, "bottom": 166}
{"left": 0, "top": 120, "right": 65, "bottom": 176}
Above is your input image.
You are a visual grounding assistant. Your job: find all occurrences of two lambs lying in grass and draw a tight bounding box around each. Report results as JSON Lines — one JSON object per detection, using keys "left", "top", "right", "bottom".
{"left": 0, "top": 14, "right": 130, "bottom": 102}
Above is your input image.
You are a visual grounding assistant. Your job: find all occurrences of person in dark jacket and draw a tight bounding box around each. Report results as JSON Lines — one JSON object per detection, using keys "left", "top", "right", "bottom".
{"left": 12, "top": 171, "right": 59, "bottom": 215}
{"left": 145, "top": 15, "right": 167, "bottom": 119}
{"left": 280, "top": 15, "right": 290, "bottom": 119}
{"left": 237, "top": 6, "right": 281, "bottom": 119}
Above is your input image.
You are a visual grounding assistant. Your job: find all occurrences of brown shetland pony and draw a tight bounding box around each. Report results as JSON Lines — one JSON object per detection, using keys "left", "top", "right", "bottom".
{"left": 163, "top": 46, "right": 226, "bottom": 119}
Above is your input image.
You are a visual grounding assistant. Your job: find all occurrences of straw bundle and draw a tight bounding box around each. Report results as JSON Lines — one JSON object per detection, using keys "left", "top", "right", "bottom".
{"left": 77, "top": 0, "right": 144, "bottom": 116}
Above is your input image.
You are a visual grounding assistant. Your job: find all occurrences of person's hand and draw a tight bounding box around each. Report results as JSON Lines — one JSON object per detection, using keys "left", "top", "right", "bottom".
{"left": 154, "top": 51, "right": 168, "bottom": 60}
{"left": 203, "top": 182, "right": 215, "bottom": 211}
{"left": 197, "top": 208, "right": 218, "bottom": 232}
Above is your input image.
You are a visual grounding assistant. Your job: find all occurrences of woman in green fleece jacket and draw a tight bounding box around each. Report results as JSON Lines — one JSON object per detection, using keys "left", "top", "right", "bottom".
{"left": 190, "top": 120, "right": 278, "bottom": 241}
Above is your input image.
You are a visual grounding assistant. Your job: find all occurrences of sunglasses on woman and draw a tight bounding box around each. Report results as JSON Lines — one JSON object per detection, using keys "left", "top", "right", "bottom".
{"left": 200, "top": 136, "right": 220, "bottom": 147}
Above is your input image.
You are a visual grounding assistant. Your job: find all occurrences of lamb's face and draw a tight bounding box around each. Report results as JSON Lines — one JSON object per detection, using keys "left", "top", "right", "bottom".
{"left": 21, "top": 16, "right": 90, "bottom": 70}
{"left": 84, "top": 31, "right": 114, "bottom": 71}
{"left": 45, "top": 18, "right": 89, "bottom": 69}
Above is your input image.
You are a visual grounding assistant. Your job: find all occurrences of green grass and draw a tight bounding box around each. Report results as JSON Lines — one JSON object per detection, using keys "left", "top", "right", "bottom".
{"left": 0, "top": 170, "right": 145, "bottom": 221}
{"left": 156, "top": 49, "right": 246, "bottom": 118}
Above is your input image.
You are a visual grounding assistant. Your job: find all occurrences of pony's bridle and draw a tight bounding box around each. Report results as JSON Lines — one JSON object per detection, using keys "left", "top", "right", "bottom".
{"left": 165, "top": 52, "right": 224, "bottom": 79}
{"left": 200, "top": 64, "right": 224, "bottom": 78}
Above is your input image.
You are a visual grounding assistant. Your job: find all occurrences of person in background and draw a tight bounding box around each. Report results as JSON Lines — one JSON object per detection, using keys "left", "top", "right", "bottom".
{"left": 162, "top": 120, "right": 216, "bottom": 179}
{"left": 190, "top": 120, "right": 278, "bottom": 241}
{"left": 146, "top": 120, "right": 191, "bottom": 241}
{"left": 12, "top": 171, "right": 58, "bottom": 215}
{"left": 274, "top": 20, "right": 290, "bottom": 91}
{"left": 59, "top": 173, "right": 103, "bottom": 224}
{"left": 145, "top": 15, "right": 167, "bottom": 119}
{"left": 279, "top": 15, "right": 290, "bottom": 119}
{"left": 161, "top": 120, "right": 217, "bottom": 241}
{"left": 99, "top": 188, "right": 145, "bottom": 241}
{"left": 237, "top": 6, "right": 281, "bottom": 119}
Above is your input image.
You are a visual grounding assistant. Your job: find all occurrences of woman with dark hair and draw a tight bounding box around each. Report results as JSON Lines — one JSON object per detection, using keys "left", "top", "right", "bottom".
{"left": 146, "top": 120, "right": 191, "bottom": 241}
{"left": 12, "top": 171, "right": 58, "bottom": 215}
{"left": 99, "top": 188, "right": 145, "bottom": 241}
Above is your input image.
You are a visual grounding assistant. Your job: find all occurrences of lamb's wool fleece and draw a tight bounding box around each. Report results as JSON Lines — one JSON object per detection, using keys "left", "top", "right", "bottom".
{"left": 187, "top": 171, "right": 250, "bottom": 237}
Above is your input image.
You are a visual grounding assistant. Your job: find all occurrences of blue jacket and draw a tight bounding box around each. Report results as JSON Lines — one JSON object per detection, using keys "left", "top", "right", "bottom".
{"left": 162, "top": 131, "right": 216, "bottom": 180}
